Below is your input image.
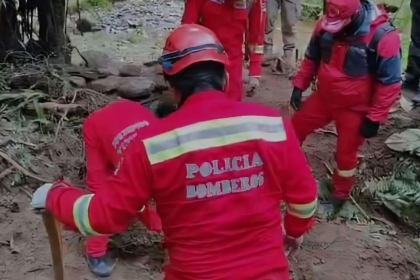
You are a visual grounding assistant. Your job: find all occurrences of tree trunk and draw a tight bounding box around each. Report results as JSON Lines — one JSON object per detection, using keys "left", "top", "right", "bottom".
{"left": 38, "top": 0, "right": 68, "bottom": 64}
{"left": 0, "top": 0, "right": 22, "bottom": 62}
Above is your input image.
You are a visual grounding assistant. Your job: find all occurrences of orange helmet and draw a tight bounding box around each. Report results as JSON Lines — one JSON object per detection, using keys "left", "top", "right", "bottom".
{"left": 158, "top": 24, "right": 229, "bottom": 75}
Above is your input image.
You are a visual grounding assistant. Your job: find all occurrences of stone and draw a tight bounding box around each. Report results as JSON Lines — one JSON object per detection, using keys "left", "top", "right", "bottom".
{"left": 118, "top": 64, "right": 142, "bottom": 77}
{"left": 76, "top": 18, "right": 93, "bottom": 33}
{"left": 69, "top": 76, "right": 86, "bottom": 88}
{"left": 117, "top": 77, "right": 155, "bottom": 99}
{"left": 71, "top": 49, "right": 86, "bottom": 66}
{"left": 88, "top": 76, "right": 120, "bottom": 93}
{"left": 79, "top": 50, "right": 112, "bottom": 69}
{"left": 98, "top": 67, "right": 120, "bottom": 77}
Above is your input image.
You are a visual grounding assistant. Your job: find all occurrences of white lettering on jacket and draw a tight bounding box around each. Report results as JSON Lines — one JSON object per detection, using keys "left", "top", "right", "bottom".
{"left": 112, "top": 120, "right": 149, "bottom": 155}
{"left": 185, "top": 152, "right": 264, "bottom": 199}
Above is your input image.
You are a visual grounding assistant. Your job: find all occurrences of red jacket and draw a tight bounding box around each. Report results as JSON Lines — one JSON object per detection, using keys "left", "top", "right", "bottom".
{"left": 47, "top": 91, "right": 317, "bottom": 280}
{"left": 182, "top": 0, "right": 266, "bottom": 76}
{"left": 83, "top": 99, "right": 162, "bottom": 231}
{"left": 293, "top": 2, "right": 401, "bottom": 122}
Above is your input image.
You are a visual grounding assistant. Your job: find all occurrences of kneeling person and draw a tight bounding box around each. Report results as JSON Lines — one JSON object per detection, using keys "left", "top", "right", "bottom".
{"left": 83, "top": 93, "right": 163, "bottom": 277}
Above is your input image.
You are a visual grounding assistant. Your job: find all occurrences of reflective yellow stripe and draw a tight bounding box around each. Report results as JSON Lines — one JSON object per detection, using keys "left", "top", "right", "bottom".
{"left": 248, "top": 45, "right": 264, "bottom": 54}
{"left": 143, "top": 116, "right": 286, "bottom": 165}
{"left": 73, "top": 194, "right": 108, "bottom": 236}
{"left": 286, "top": 199, "right": 317, "bottom": 219}
{"left": 337, "top": 168, "right": 356, "bottom": 177}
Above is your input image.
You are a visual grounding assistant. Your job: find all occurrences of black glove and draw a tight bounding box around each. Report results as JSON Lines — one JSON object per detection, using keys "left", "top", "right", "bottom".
{"left": 359, "top": 117, "right": 380, "bottom": 138}
{"left": 290, "top": 87, "right": 303, "bottom": 110}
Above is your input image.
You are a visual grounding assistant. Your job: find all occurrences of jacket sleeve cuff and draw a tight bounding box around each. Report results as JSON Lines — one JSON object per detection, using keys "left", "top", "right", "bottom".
{"left": 292, "top": 58, "right": 317, "bottom": 92}
{"left": 283, "top": 214, "right": 315, "bottom": 238}
{"left": 367, "top": 82, "right": 401, "bottom": 123}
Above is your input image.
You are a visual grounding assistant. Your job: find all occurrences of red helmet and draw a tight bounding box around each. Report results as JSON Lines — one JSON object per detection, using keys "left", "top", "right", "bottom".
{"left": 159, "top": 24, "right": 229, "bottom": 75}
{"left": 321, "top": 0, "right": 361, "bottom": 33}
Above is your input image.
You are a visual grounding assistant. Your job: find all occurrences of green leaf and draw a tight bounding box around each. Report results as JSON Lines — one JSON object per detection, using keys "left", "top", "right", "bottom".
{"left": 385, "top": 129, "right": 420, "bottom": 154}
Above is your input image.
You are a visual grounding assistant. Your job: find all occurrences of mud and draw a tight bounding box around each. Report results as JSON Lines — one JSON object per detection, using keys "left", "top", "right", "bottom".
{"left": 290, "top": 223, "right": 420, "bottom": 280}
{"left": 1, "top": 1, "right": 420, "bottom": 280}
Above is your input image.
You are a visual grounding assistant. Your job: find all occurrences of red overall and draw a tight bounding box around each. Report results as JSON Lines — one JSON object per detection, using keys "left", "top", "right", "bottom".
{"left": 83, "top": 99, "right": 162, "bottom": 257}
{"left": 46, "top": 91, "right": 318, "bottom": 280}
{"left": 292, "top": 3, "right": 401, "bottom": 199}
{"left": 182, "top": 0, "right": 267, "bottom": 101}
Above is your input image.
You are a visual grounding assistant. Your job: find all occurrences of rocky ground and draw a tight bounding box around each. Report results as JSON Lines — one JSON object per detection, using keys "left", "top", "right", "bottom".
{"left": 0, "top": 1, "right": 420, "bottom": 280}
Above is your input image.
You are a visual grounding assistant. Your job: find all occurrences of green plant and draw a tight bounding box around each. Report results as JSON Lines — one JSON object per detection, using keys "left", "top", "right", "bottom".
{"left": 363, "top": 160, "right": 420, "bottom": 228}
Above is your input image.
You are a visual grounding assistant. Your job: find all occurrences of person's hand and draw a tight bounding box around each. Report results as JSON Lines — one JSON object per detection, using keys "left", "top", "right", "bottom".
{"left": 290, "top": 87, "right": 303, "bottom": 110}
{"left": 30, "top": 183, "right": 53, "bottom": 209}
{"left": 284, "top": 235, "right": 303, "bottom": 256}
{"left": 359, "top": 117, "right": 380, "bottom": 138}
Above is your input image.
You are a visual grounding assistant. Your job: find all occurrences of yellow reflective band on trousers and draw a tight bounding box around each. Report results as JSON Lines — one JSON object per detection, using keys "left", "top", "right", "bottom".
{"left": 248, "top": 45, "right": 264, "bottom": 54}
{"left": 143, "top": 116, "right": 287, "bottom": 165}
{"left": 286, "top": 199, "right": 318, "bottom": 219}
{"left": 337, "top": 168, "right": 357, "bottom": 178}
{"left": 73, "top": 194, "right": 108, "bottom": 236}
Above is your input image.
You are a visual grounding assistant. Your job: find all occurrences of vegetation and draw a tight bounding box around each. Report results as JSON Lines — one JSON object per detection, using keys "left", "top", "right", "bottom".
{"left": 364, "top": 159, "right": 420, "bottom": 231}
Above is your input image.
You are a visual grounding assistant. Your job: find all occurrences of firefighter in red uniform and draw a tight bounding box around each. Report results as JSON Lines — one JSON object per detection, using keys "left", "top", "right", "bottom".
{"left": 31, "top": 24, "right": 317, "bottom": 280}
{"left": 290, "top": 0, "right": 401, "bottom": 210}
{"left": 182, "top": 0, "right": 267, "bottom": 101}
{"left": 81, "top": 97, "right": 163, "bottom": 277}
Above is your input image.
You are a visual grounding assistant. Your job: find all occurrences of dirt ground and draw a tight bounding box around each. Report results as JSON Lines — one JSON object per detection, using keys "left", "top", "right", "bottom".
{"left": 1, "top": 2, "right": 420, "bottom": 280}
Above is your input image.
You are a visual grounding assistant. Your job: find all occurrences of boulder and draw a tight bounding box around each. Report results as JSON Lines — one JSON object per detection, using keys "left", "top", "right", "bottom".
{"left": 80, "top": 50, "right": 112, "bottom": 69}
{"left": 69, "top": 76, "right": 87, "bottom": 88}
{"left": 118, "top": 64, "right": 142, "bottom": 77}
{"left": 98, "top": 67, "right": 120, "bottom": 77}
{"left": 88, "top": 76, "right": 120, "bottom": 92}
{"left": 117, "top": 77, "right": 155, "bottom": 99}
{"left": 141, "top": 64, "right": 167, "bottom": 91}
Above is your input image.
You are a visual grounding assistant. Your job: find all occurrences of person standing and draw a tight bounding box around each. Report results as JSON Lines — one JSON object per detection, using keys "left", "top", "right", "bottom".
{"left": 404, "top": 0, "right": 420, "bottom": 97}
{"left": 290, "top": 0, "right": 401, "bottom": 212}
{"left": 182, "top": 0, "right": 267, "bottom": 101}
{"left": 263, "top": 0, "right": 300, "bottom": 76}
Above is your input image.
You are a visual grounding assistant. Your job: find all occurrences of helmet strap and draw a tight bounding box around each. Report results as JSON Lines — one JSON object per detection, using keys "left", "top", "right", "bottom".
{"left": 159, "top": 43, "right": 225, "bottom": 72}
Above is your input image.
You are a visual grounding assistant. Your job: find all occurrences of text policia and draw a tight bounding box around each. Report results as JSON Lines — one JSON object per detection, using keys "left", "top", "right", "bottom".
{"left": 185, "top": 152, "right": 264, "bottom": 199}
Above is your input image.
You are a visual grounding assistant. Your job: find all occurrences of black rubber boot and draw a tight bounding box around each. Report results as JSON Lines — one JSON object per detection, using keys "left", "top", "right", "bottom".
{"left": 86, "top": 255, "right": 116, "bottom": 278}
{"left": 331, "top": 197, "right": 347, "bottom": 214}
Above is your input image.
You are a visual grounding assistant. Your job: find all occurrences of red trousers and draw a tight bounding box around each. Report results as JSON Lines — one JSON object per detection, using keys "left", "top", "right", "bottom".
{"left": 226, "top": 56, "right": 244, "bottom": 102}
{"left": 291, "top": 92, "right": 364, "bottom": 199}
{"left": 86, "top": 236, "right": 109, "bottom": 257}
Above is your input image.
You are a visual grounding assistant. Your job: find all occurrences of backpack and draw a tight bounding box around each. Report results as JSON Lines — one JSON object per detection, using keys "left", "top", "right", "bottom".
{"left": 367, "top": 21, "right": 401, "bottom": 73}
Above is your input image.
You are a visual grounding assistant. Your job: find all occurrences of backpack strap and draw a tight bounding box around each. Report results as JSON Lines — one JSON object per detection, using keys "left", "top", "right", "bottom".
{"left": 367, "top": 22, "right": 399, "bottom": 73}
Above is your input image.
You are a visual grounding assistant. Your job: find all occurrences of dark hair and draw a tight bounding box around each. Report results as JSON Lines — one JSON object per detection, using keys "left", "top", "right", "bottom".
{"left": 164, "top": 61, "right": 226, "bottom": 104}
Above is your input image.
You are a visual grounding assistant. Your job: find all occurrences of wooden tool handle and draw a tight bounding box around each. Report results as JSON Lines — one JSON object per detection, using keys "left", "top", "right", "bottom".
{"left": 42, "top": 211, "right": 65, "bottom": 280}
